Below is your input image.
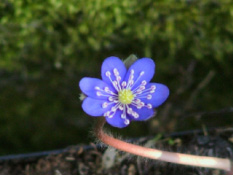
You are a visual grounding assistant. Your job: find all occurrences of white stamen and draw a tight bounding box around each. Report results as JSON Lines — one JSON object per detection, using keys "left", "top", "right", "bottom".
{"left": 130, "top": 69, "right": 134, "bottom": 74}
{"left": 147, "top": 104, "right": 152, "bottom": 109}
{"left": 129, "top": 71, "right": 145, "bottom": 89}
{"left": 136, "top": 102, "right": 145, "bottom": 109}
{"left": 127, "top": 107, "right": 132, "bottom": 114}
{"left": 151, "top": 85, "right": 156, "bottom": 90}
{"left": 141, "top": 80, "right": 147, "bottom": 85}
{"left": 102, "top": 102, "right": 108, "bottom": 108}
{"left": 113, "top": 68, "right": 119, "bottom": 76}
{"left": 140, "top": 71, "right": 144, "bottom": 76}
{"left": 121, "top": 81, "right": 127, "bottom": 87}
{"left": 136, "top": 89, "right": 142, "bottom": 94}
{"left": 104, "top": 111, "right": 110, "bottom": 117}
{"left": 139, "top": 86, "right": 145, "bottom": 90}
{"left": 147, "top": 95, "right": 152, "bottom": 99}
{"left": 106, "top": 109, "right": 116, "bottom": 118}
{"left": 124, "top": 119, "right": 130, "bottom": 125}
{"left": 119, "top": 105, "right": 123, "bottom": 110}
{"left": 104, "top": 87, "right": 109, "bottom": 92}
{"left": 149, "top": 85, "right": 156, "bottom": 93}
{"left": 108, "top": 114, "right": 114, "bottom": 118}
{"left": 134, "top": 114, "right": 139, "bottom": 118}
{"left": 111, "top": 107, "right": 117, "bottom": 112}
{"left": 108, "top": 96, "right": 114, "bottom": 101}
{"left": 96, "top": 92, "right": 102, "bottom": 96}
{"left": 105, "top": 70, "right": 121, "bottom": 91}
{"left": 95, "top": 86, "right": 100, "bottom": 90}
{"left": 117, "top": 76, "right": 121, "bottom": 81}
{"left": 121, "top": 114, "right": 126, "bottom": 119}
{"left": 132, "top": 112, "right": 139, "bottom": 118}
{"left": 106, "top": 71, "right": 111, "bottom": 77}
{"left": 130, "top": 80, "right": 134, "bottom": 85}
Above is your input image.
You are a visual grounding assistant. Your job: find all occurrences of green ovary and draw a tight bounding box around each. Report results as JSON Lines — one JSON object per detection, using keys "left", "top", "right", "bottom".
{"left": 118, "top": 89, "right": 134, "bottom": 104}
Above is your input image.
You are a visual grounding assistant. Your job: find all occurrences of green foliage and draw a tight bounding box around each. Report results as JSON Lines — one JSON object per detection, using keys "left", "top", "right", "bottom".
{"left": 1, "top": 0, "right": 233, "bottom": 72}
{"left": 0, "top": 0, "right": 232, "bottom": 154}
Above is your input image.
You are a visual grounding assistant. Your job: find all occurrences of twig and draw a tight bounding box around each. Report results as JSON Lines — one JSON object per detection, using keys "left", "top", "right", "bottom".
{"left": 95, "top": 118, "right": 232, "bottom": 171}
{"left": 185, "top": 70, "right": 215, "bottom": 110}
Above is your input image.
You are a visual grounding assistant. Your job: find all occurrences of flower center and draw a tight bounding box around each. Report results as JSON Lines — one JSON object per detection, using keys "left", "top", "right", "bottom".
{"left": 118, "top": 89, "right": 134, "bottom": 104}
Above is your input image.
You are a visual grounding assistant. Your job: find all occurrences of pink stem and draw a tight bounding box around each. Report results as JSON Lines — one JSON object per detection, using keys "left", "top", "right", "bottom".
{"left": 96, "top": 119, "right": 232, "bottom": 172}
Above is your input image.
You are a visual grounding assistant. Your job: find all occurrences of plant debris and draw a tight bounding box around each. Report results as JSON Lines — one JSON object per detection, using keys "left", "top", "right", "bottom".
{"left": 0, "top": 128, "right": 232, "bottom": 175}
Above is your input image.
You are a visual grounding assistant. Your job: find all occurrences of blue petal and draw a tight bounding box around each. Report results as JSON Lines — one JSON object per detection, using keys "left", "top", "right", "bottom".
{"left": 124, "top": 58, "right": 155, "bottom": 89}
{"left": 105, "top": 110, "right": 129, "bottom": 128}
{"left": 101, "top": 56, "right": 127, "bottom": 90}
{"left": 140, "top": 83, "right": 169, "bottom": 108}
{"left": 79, "top": 77, "right": 116, "bottom": 100}
{"left": 82, "top": 97, "right": 113, "bottom": 117}
{"left": 128, "top": 106, "right": 154, "bottom": 121}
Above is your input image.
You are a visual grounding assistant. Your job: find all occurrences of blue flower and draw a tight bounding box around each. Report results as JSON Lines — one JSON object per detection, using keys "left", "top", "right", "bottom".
{"left": 79, "top": 56, "right": 169, "bottom": 128}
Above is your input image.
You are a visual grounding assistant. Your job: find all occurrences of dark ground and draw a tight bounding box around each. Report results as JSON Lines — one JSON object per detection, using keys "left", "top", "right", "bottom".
{"left": 0, "top": 128, "right": 232, "bottom": 175}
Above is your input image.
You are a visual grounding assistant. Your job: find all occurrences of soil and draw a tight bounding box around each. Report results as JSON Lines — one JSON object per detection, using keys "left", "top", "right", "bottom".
{"left": 0, "top": 128, "right": 232, "bottom": 175}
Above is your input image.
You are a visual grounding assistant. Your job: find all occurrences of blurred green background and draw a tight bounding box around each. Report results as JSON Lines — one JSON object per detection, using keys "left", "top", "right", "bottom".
{"left": 0, "top": 0, "right": 232, "bottom": 155}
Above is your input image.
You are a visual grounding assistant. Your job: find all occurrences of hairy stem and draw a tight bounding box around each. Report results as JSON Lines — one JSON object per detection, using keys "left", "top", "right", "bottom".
{"left": 95, "top": 118, "right": 232, "bottom": 172}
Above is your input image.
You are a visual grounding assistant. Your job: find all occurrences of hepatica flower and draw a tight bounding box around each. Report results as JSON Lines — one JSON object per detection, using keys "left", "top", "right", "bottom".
{"left": 79, "top": 56, "right": 169, "bottom": 128}
{"left": 79, "top": 56, "right": 231, "bottom": 171}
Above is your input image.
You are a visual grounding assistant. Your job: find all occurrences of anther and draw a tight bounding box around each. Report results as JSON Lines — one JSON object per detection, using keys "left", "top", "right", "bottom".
{"left": 130, "top": 69, "right": 134, "bottom": 74}
{"left": 150, "top": 85, "right": 156, "bottom": 93}
{"left": 140, "top": 71, "right": 145, "bottom": 76}
{"left": 104, "top": 87, "right": 109, "bottom": 91}
{"left": 104, "top": 111, "right": 110, "bottom": 117}
{"left": 117, "top": 76, "right": 121, "bottom": 81}
{"left": 127, "top": 108, "right": 132, "bottom": 114}
{"left": 108, "top": 96, "right": 114, "bottom": 101}
{"left": 96, "top": 92, "right": 102, "bottom": 96}
{"left": 95, "top": 86, "right": 100, "bottom": 90}
{"left": 151, "top": 85, "right": 156, "bottom": 90}
{"left": 108, "top": 114, "right": 114, "bottom": 118}
{"left": 124, "top": 119, "right": 130, "bottom": 125}
{"left": 132, "top": 112, "right": 139, "bottom": 118}
{"left": 139, "top": 86, "right": 145, "bottom": 90}
{"left": 119, "top": 105, "right": 123, "bottom": 110}
{"left": 106, "top": 71, "right": 111, "bottom": 77}
{"left": 147, "top": 104, "right": 152, "bottom": 109}
{"left": 129, "top": 75, "right": 134, "bottom": 81}
{"left": 137, "top": 102, "right": 144, "bottom": 109}
{"left": 121, "top": 114, "right": 126, "bottom": 119}
{"left": 130, "top": 80, "right": 134, "bottom": 85}
{"left": 102, "top": 102, "right": 108, "bottom": 108}
{"left": 141, "top": 80, "right": 147, "bottom": 85}
{"left": 113, "top": 68, "right": 119, "bottom": 76}
{"left": 111, "top": 107, "right": 117, "bottom": 112}
{"left": 147, "top": 95, "right": 152, "bottom": 99}
{"left": 121, "top": 81, "right": 127, "bottom": 87}
{"left": 136, "top": 89, "right": 142, "bottom": 94}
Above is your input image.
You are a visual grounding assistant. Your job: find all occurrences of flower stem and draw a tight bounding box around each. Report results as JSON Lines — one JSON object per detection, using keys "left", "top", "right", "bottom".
{"left": 95, "top": 118, "right": 232, "bottom": 172}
